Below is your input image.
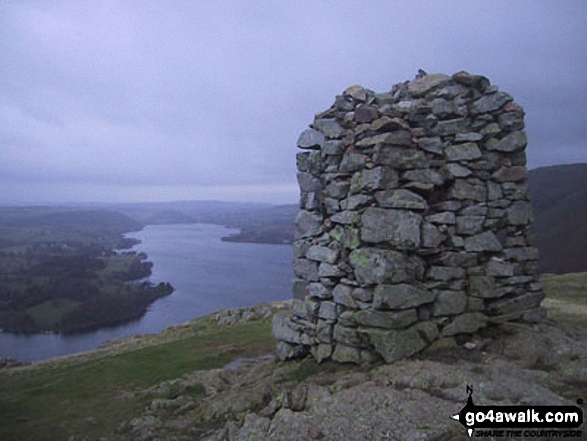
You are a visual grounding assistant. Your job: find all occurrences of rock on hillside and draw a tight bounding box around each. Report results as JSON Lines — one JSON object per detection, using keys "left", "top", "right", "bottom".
{"left": 111, "top": 311, "right": 587, "bottom": 440}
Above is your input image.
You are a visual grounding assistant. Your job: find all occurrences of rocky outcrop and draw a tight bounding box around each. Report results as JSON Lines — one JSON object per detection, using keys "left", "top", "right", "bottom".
{"left": 274, "top": 71, "right": 544, "bottom": 364}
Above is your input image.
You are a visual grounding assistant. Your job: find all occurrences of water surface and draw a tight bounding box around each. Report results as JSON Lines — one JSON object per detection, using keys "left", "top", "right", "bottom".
{"left": 0, "top": 223, "right": 293, "bottom": 361}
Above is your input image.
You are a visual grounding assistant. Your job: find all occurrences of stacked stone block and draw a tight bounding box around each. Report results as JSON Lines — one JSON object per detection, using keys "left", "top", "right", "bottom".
{"left": 273, "top": 71, "right": 545, "bottom": 364}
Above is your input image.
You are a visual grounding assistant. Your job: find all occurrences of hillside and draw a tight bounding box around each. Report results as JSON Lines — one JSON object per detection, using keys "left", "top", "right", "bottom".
{"left": 0, "top": 273, "right": 586, "bottom": 440}
{"left": 529, "top": 163, "right": 587, "bottom": 273}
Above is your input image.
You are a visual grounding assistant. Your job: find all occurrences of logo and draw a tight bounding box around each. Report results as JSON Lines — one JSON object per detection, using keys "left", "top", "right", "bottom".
{"left": 451, "top": 385, "right": 584, "bottom": 438}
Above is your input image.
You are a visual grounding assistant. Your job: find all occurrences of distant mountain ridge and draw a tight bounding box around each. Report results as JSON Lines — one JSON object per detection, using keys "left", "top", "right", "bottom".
{"left": 529, "top": 163, "right": 587, "bottom": 273}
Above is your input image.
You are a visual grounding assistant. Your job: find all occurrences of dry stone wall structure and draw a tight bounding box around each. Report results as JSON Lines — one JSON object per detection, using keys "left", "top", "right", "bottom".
{"left": 273, "top": 71, "right": 545, "bottom": 364}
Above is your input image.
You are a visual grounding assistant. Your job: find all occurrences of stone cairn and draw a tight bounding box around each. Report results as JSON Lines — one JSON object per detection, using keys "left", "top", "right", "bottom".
{"left": 272, "top": 71, "right": 546, "bottom": 364}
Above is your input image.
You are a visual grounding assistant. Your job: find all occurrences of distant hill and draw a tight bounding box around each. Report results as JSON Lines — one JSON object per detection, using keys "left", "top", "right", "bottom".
{"left": 108, "top": 201, "right": 297, "bottom": 244}
{"left": 0, "top": 207, "right": 142, "bottom": 235}
{"left": 529, "top": 163, "right": 587, "bottom": 273}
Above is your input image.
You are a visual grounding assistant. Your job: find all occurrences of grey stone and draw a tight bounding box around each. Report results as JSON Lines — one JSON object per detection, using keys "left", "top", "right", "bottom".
{"left": 402, "top": 169, "right": 445, "bottom": 186}
{"left": 333, "top": 284, "right": 356, "bottom": 308}
{"left": 354, "top": 167, "right": 399, "bottom": 192}
{"left": 352, "top": 287, "right": 373, "bottom": 303}
{"left": 427, "top": 266, "right": 466, "bottom": 281}
{"left": 441, "top": 312, "right": 487, "bottom": 336}
{"left": 295, "top": 210, "right": 323, "bottom": 238}
{"left": 361, "top": 208, "right": 422, "bottom": 248}
{"left": 498, "top": 112, "right": 524, "bottom": 131}
{"left": 294, "top": 239, "right": 311, "bottom": 258}
{"left": 506, "top": 201, "right": 532, "bottom": 225}
{"left": 470, "top": 92, "right": 512, "bottom": 114}
{"left": 325, "top": 180, "right": 349, "bottom": 199}
{"left": 323, "top": 197, "right": 339, "bottom": 214}
{"left": 431, "top": 97, "right": 456, "bottom": 117}
{"left": 280, "top": 72, "right": 542, "bottom": 365}
{"left": 487, "top": 181, "right": 503, "bottom": 200}
{"left": 492, "top": 166, "right": 527, "bottom": 182}
{"left": 297, "top": 128, "right": 325, "bottom": 149}
{"left": 339, "top": 152, "right": 366, "bottom": 173}
{"left": 272, "top": 314, "right": 302, "bottom": 344}
{"left": 354, "top": 309, "right": 418, "bottom": 329}
{"left": 445, "top": 163, "right": 473, "bottom": 178}
{"left": 502, "top": 182, "right": 529, "bottom": 199}
{"left": 408, "top": 73, "right": 450, "bottom": 96}
{"left": 344, "top": 194, "right": 372, "bottom": 210}
{"left": 329, "top": 225, "right": 360, "bottom": 249}
{"left": 455, "top": 132, "right": 483, "bottom": 142}
{"left": 354, "top": 105, "right": 379, "bottom": 123}
{"left": 375, "top": 189, "right": 428, "bottom": 210}
{"left": 486, "top": 131, "right": 527, "bottom": 153}
{"left": 468, "top": 276, "right": 500, "bottom": 298}
{"left": 464, "top": 231, "right": 503, "bottom": 252}
{"left": 427, "top": 211, "right": 456, "bottom": 224}
{"left": 355, "top": 131, "right": 412, "bottom": 148}
{"left": 369, "top": 322, "right": 437, "bottom": 363}
{"left": 349, "top": 248, "right": 424, "bottom": 284}
{"left": 322, "top": 140, "right": 343, "bottom": 155}
{"left": 373, "top": 284, "right": 435, "bottom": 310}
{"left": 313, "top": 118, "right": 345, "bottom": 138}
{"left": 370, "top": 116, "right": 408, "bottom": 132}
{"left": 296, "top": 152, "right": 311, "bottom": 173}
{"left": 343, "top": 84, "right": 368, "bottom": 101}
{"left": 433, "top": 290, "right": 466, "bottom": 316}
{"left": 319, "top": 263, "right": 345, "bottom": 278}
{"left": 452, "top": 71, "right": 490, "bottom": 91}
{"left": 297, "top": 172, "right": 321, "bottom": 192}
{"left": 449, "top": 179, "right": 487, "bottom": 201}
{"left": 318, "top": 301, "right": 337, "bottom": 320}
{"left": 331, "top": 344, "right": 361, "bottom": 364}
{"left": 431, "top": 118, "right": 468, "bottom": 136}
{"left": 306, "top": 245, "right": 339, "bottom": 264}
{"left": 334, "top": 94, "right": 355, "bottom": 111}
{"left": 445, "top": 142, "right": 482, "bottom": 161}
{"left": 486, "top": 260, "right": 515, "bottom": 277}
{"left": 307, "top": 282, "right": 332, "bottom": 299}
{"left": 503, "top": 247, "right": 539, "bottom": 262}
{"left": 276, "top": 341, "right": 307, "bottom": 360}
{"left": 310, "top": 344, "right": 332, "bottom": 363}
{"left": 421, "top": 222, "right": 445, "bottom": 248}
{"left": 293, "top": 259, "right": 319, "bottom": 281}
{"left": 418, "top": 137, "right": 444, "bottom": 155}
{"left": 435, "top": 251, "right": 478, "bottom": 267}
{"left": 456, "top": 216, "right": 485, "bottom": 235}
{"left": 480, "top": 123, "right": 501, "bottom": 135}
{"left": 293, "top": 298, "right": 320, "bottom": 321}
{"left": 331, "top": 210, "right": 360, "bottom": 225}
{"left": 487, "top": 291, "right": 544, "bottom": 315}
{"left": 333, "top": 325, "right": 369, "bottom": 347}
{"left": 316, "top": 319, "right": 334, "bottom": 343}
{"left": 292, "top": 279, "right": 308, "bottom": 299}
{"left": 373, "top": 146, "right": 426, "bottom": 169}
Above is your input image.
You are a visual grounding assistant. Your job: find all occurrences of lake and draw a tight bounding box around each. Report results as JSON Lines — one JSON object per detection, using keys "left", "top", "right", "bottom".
{"left": 0, "top": 224, "right": 293, "bottom": 362}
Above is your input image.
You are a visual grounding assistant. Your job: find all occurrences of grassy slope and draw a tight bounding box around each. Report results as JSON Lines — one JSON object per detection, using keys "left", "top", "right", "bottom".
{"left": 0, "top": 311, "right": 278, "bottom": 441}
{"left": 0, "top": 273, "right": 585, "bottom": 440}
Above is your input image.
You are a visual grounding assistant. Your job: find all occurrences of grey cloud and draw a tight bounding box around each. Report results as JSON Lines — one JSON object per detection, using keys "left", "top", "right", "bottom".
{"left": 0, "top": 0, "right": 586, "bottom": 203}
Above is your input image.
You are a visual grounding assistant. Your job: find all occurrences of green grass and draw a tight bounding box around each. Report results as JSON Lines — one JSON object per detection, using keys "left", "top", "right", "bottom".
{"left": 26, "top": 299, "right": 81, "bottom": 329}
{"left": 0, "top": 316, "right": 276, "bottom": 441}
{"left": 96, "top": 254, "right": 135, "bottom": 278}
{"left": 541, "top": 272, "right": 587, "bottom": 325}
{"left": 541, "top": 272, "right": 587, "bottom": 304}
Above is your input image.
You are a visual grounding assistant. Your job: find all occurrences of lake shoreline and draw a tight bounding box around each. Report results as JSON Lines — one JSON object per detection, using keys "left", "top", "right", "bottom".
{"left": 0, "top": 223, "right": 293, "bottom": 362}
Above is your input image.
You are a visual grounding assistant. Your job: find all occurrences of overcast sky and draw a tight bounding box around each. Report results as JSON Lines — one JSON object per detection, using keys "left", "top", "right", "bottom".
{"left": 1, "top": 0, "right": 585, "bottom": 205}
